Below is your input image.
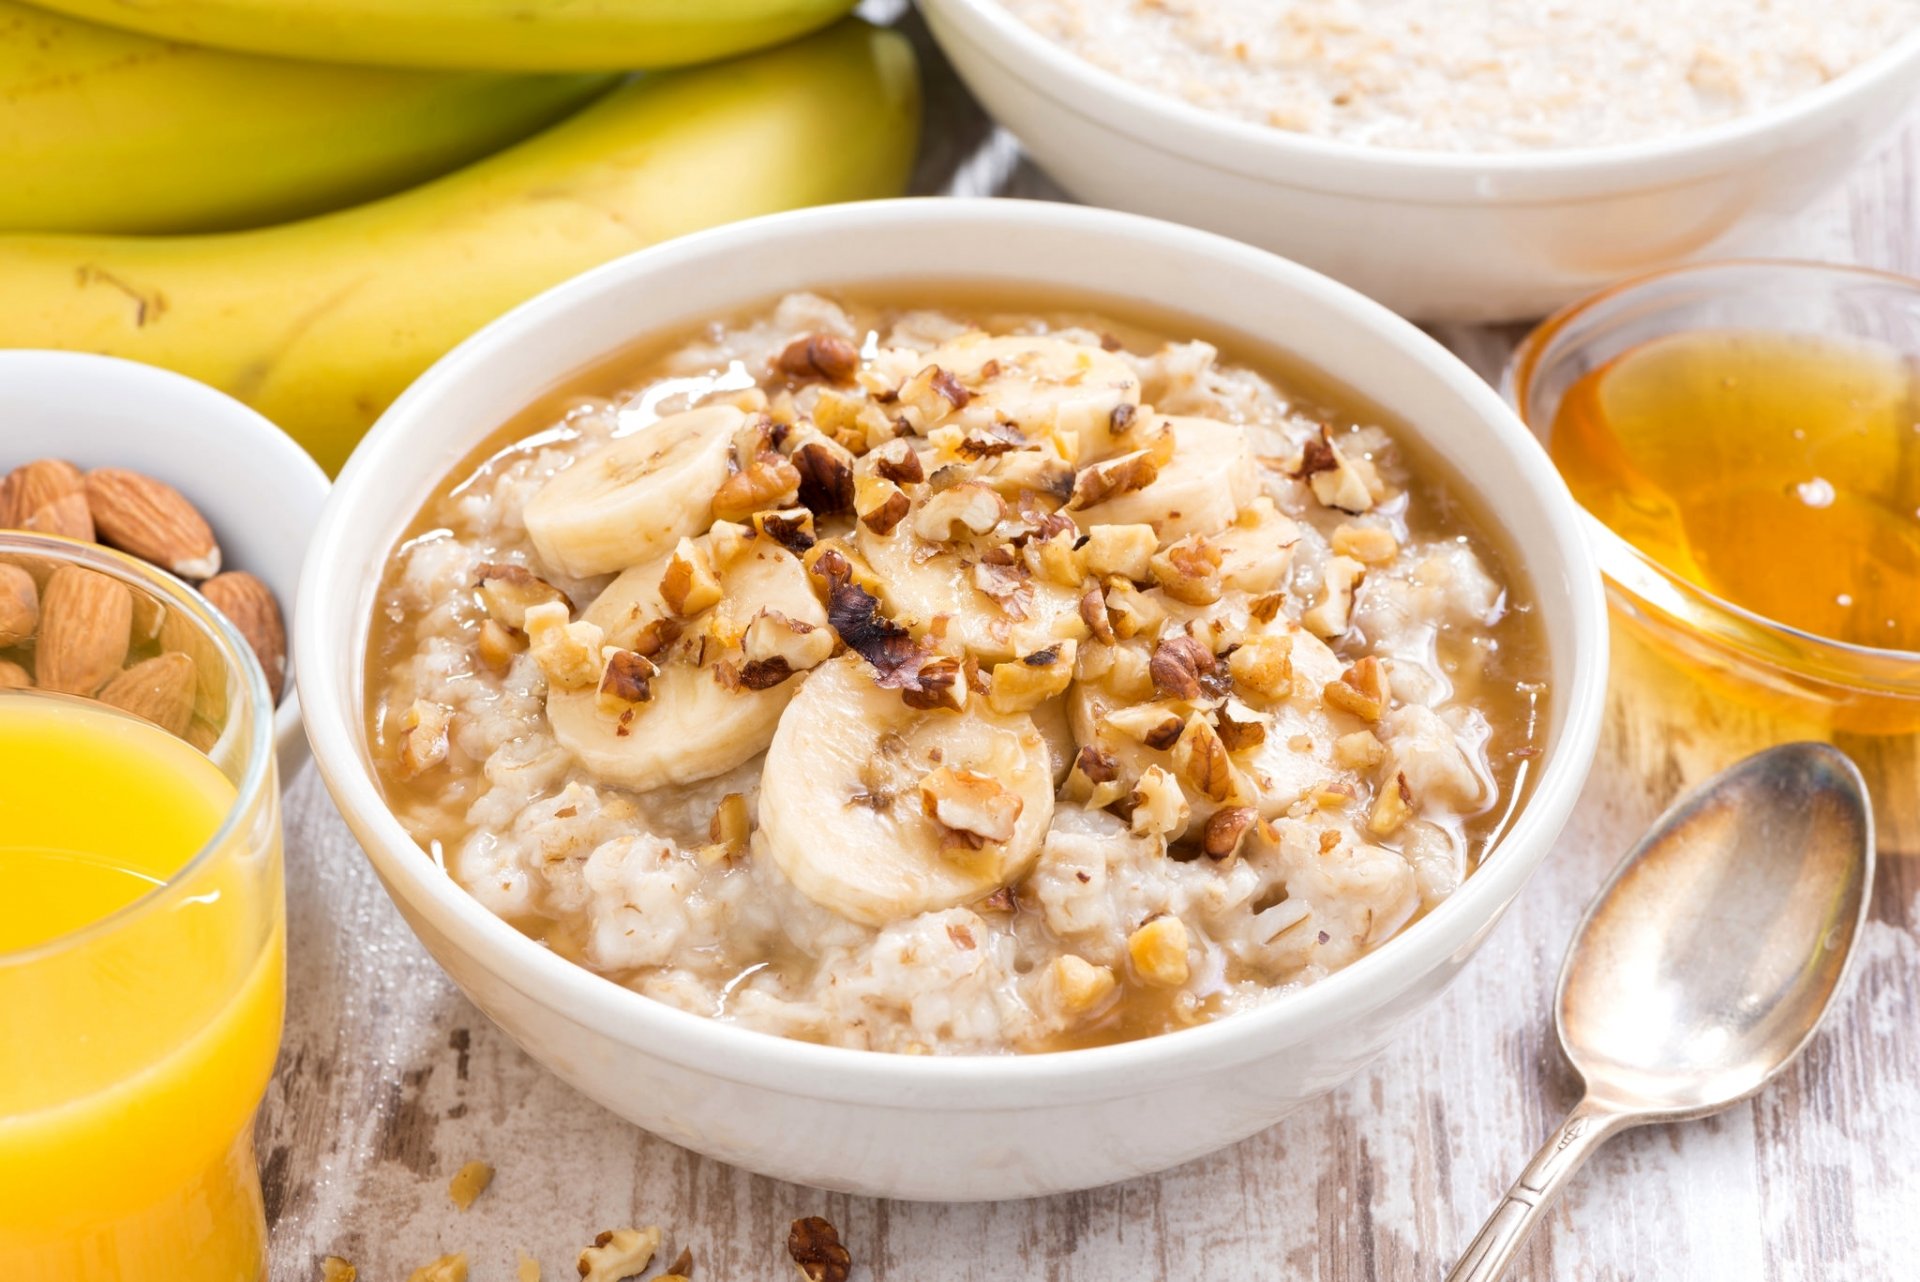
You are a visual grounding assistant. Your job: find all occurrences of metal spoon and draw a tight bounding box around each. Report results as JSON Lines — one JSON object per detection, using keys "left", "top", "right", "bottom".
{"left": 1447, "top": 741, "right": 1874, "bottom": 1282}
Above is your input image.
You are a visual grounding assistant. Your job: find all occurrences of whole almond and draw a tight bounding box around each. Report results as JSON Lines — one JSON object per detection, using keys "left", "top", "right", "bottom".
{"left": 97, "top": 652, "right": 196, "bottom": 737}
{"left": 0, "top": 564, "right": 36, "bottom": 647}
{"left": 0, "top": 658, "right": 29, "bottom": 689}
{"left": 0, "top": 459, "right": 83, "bottom": 529}
{"left": 201, "top": 571, "right": 286, "bottom": 697}
{"left": 37, "top": 565, "right": 132, "bottom": 695}
{"left": 21, "top": 490, "right": 95, "bottom": 542}
{"left": 84, "top": 468, "right": 221, "bottom": 579}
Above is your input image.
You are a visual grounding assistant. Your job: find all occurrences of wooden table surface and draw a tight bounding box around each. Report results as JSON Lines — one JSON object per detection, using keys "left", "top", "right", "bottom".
{"left": 261, "top": 12, "right": 1920, "bottom": 1279}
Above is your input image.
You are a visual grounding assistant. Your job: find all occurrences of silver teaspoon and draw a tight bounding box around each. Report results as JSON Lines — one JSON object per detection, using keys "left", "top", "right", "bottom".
{"left": 1447, "top": 741, "right": 1874, "bottom": 1282}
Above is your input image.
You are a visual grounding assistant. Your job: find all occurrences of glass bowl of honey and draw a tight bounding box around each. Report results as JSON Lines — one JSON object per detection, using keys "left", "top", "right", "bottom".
{"left": 1505, "top": 260, "right": 1920, "bottom": 735}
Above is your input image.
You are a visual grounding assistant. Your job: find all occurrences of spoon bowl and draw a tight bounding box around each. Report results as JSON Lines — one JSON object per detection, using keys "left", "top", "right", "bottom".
{"left": 1449, "top": 742, "right": 1874, "bottom": 1281}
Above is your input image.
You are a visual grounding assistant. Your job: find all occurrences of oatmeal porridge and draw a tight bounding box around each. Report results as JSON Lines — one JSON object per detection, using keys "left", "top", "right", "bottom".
{"left": 998, "top": 0, "right": 1920, "bottom": 152}
{"left": 366, "top": 290, "right": 1549, "bottom": 1054}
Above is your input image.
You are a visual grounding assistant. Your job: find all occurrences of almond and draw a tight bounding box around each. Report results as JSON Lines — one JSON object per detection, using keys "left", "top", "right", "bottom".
{"left": 21, "top": 490, "right": 95, "bottom": 542}
{"left": 36, "top": 565, "right": 132, "bottom": 695}
{"left": 84, "top": 468, "right": 221, "bottom": 579}
{"left": 200, "top": 571, "right": 285, "bottom": 697}
{"left": 0, "top": 459, "right": 83, "bottom": 529}
{"left": 0, "top": 564, "right": 36, "bottom": 647}
{"left": 0, "top": 658, "right": 29, "bottom": 690}
{"left": 96, "top": 652, "right": 196, "bottom": 737}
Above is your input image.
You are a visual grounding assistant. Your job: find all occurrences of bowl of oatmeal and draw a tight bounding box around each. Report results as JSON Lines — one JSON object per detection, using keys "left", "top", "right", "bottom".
{"left": 297, "top": 199, "right": 1606, "bottom": 1198}
{"left": 919, "top": 0, "right": 1920, "bottom": 320}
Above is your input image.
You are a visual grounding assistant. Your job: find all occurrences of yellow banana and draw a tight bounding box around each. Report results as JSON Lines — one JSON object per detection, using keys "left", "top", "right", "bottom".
{"left": 0, "top": 1, "right": 615, "bottom": 234}
{"left": 23, "top": 0, "right": 859, "bottom": 71}
{"left": 0, "top": 20, "right": 920, "bottom": 474}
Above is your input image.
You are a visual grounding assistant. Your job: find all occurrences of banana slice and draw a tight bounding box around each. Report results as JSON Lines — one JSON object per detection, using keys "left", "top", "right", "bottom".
{"left": 758, "top": 653, "right": 1056, "bottom": 926}
{"left": 925, "top": 333, "right": 1141, "bottom": 458}
{"left": 524, "top": 405, "right": 742, "bottom": 580}
{"left": 547, "top": 539, "right": 827, "bottom": 789}
{"left": 1069, "top": 415, "right": 1256, "bottom": 542}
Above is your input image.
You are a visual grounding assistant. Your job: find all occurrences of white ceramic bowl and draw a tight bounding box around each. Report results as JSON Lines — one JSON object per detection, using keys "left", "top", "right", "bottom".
{"left": 0, "top": 351, "right": 327, "bottom": 783}
{"left": 297, "top": 200, "right": 1608, "bottom": 1200}
{"left": 919, "top": 0, "right": 1920, "bottom": 322}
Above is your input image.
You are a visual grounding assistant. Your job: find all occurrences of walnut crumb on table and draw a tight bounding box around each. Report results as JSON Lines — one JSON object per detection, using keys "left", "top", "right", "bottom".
{"left": 447, "top": 1159, "right": 493, "bottom": 1211}
{"left": 319, "top": 1259, "right": 356, "bottom": 1282}
{"left": 406, "top": 1254, "right": 468, "bottom": 1282}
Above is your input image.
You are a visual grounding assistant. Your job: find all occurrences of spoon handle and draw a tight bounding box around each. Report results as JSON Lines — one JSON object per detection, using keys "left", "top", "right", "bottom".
{"left": 1445, "top": 1096, "right": 1631, "bottom": 1282}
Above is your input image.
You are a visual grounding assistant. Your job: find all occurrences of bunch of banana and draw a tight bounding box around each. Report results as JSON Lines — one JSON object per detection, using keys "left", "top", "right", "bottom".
{"left": 0, "top": 2, "right": 616, "bottom": 234}
{"left": 21, "top": 0, "right": 858, "bottom": 70}
{"left": 0, "top": 21, "right": 920, "bottom": 472}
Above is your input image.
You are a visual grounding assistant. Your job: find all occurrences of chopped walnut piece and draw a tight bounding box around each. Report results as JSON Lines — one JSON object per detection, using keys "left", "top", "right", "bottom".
{"left": 774, "top": 333, "right": 859, "bottom": 383}
{"left": 1203, "top": 805, "right": 1259, "bottom": 860}
{"left": 525, "top": 601, "right": 605, "bottom": 690}
{"left": 742, "top": 609, "right": 834, "bottom": 675}
{"left": 954, "top": 421, "right": 1026, "bottom": 459}
{"left": 870, "top": 436, "right": 926, "bottom": 484}
{"left": 1295, "top": 426, "right": 1374, "bottom": 513}
{"left": 1078, "top": 587, "right": 1115, "bottom": 643}
{"left": 1148, "top": 634, "right": 1216, "bottom": 701}
{"left": 1369, "top": 771, "right": 1416, "bottom": 835}
{"left": 857, "top": 479, "right": 911, "bottom": 535}
{"left": 897, "top": 364, "right": 972, "bottom": 426}
{"left": 1324, "top": 655, "right": 1391, "bottom": 722}
{"left": 1129, "top": 764, "right": 1190, "bottom": 838}
{"left": 396, "top": 699, "right": 452, "bottom": 780}
{"left": 708, "top": 791, "right": 751, "bottom": 852}
{"left": 1104, "top": 702, "right": 1187, "bottom": 750}
{"left": 596, "top": 647, "right": 658, "bottom": 714}
{"left": 1075, "top": 744, "right": 1119, "bottom": 784}
{"left": 813, "top": 551, "right": 960, "bottom": 708}
{"left": 627, "top": 616, "right": 684, "bottom": 660}
{"left": 792, "top": 440, "right": 856, "bottom": 515}
{"left": 1103, "top": 577, "right": 1165, "bottom": 640}
{"left": 577, "top": 1227, "right": 660, "bottom": 1282}
{"left": 1248, "top": 592, "right": 1286, "bottom": 624}
{"left": 712, "top": 450, "right": 803, "bottom": 522}
{"left": 321, "top": 1259, "right": 358, "bottom": 1282}
{"left": 475, "top": 562, "right": 571, "bottom": 632}
{"left": 407, "top": 1256, "right": 468, "bottom": 1282}
{"left": 1172, "top": 712, "right": 1237, "bottom": 802}
{"left": 991, "top": 451, "right": 1075, "bottom": 503}
{"left": 1149, "top": 536, "right": 1224, "bottom": 606}
{"left": 1077, "top": 523, "right": 1158, "bottom": 581}
{"left": 659, "top": 538, "right": 723, "bottom": 617}
{"left": 1128, "top": 916, "right": 1191, "bottom": 988}
{"left": 1214, "top": 700, "right": 1268, "bottom": 753}
{"left": 659, "top": 1247, "right": 694, "bottom": 1281}
{"left": 1301, "top": 555, "right": 1366, "bottom": 638}
{"left": 1067, "top": 449, "right": 1159, "bottom": 510}
{"left": 1331, "top": 522, "right": 1400, "bottom": 565}
{"left": 987, "top": 640, "right": 1076, "bottom": 714}
{"left": 753, "top": 506, "right": 816, "bottom": 554}
{"left": 447, "top": 1160, "right": 493, "bottom": 1212}
{"left": 1333, "top": 729, "right": 1388, "bottom": 769}
{"left": 1052, "top": 954, "right": 1118, "bottom": 1014}
{"left": 912, "top": 481, "right": 1005, "bottom": 542}
{"left": 788, "top": 1217, "right": 852, "bottom": 1282}
{"left": 1066, "top": 745, "right": 1127, "bottom": 809}
{"left": 476, "top": 618, "right": 521, "bottom": 674}
{"left": 920, "top": 765, "right": 1024, "bottom": 844}
{"left": 517, "top": 1252, "right": 542, "bottom": 1282}
{"left": 1022, "top": 527, "right": 1083, "bottom": 588}
{"left": 1228, "top": 632, "right": 1294, "bottom": 697}
{"left": 970, "top": 559, "right": 1032, "bottom": 620}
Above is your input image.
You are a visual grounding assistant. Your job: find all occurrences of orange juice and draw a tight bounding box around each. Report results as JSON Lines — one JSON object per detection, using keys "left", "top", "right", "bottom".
{"left": 0, "top": 692, "right": 284, "bottom": 1281}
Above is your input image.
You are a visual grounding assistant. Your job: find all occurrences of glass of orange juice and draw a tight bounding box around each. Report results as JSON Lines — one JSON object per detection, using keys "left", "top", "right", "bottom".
{"left": 0, "top": 532, "right": 283, "bottom": 1282}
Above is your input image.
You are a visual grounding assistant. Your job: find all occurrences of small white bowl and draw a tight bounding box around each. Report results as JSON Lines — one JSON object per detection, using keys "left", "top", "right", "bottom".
{"left": 298, "top": 199, "right": 1607, "bottom": 1200}
{"left": 0, "top": 351, "right": 328, "bottom": 782}
{"left": 920, "top": 0, "right": 1920, "bottom": 322}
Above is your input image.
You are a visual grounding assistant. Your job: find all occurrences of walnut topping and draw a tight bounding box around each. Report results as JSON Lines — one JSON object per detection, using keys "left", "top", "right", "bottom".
{"left": 1079, "top": 587, "right": 1115, "bottom": 643}
{"left": 811, "top": 550, "right": 958, "bottom": 708}
{"left": 698, "top": 791, "right": 751, "bottom": 864}
{"left": 577, "top": 1226, "right": 660, "bottom": 1282}
{"left": 870, "top": 436, "right": 925, "bottom": 484}
{"left": 742, "top": 609, "right": 834, "bottom": 677}
{"left": 1051, "top": 954, "right": 1118, "bottom": 1014}
{"left": 1074, "top": 744, "right": 1119, "bottom": 784}
{"left": 627, "top": 616, "right": 684, "bottom": 659}
{"left": 987, "top": 639, "right": 1076, "bottom": 713}
{"left": 1103, "top": 577, "right": 1165, "bottom": 640}
{"left": 1295, "top": 427, "right": 1374, "bottom": 513}
{"left": 897, "top": 364, "right": 971, "bottom": 426}
{"left": 1149, "top": 535, "right": 1224, "bottom": 606}
{"left": 712, "top": 450, "right": 801, "bottom": 522}
{"left": 476, "top": 618, "right": 521, "bottom": 674}
{"left": 526, "top": 601, "right": 604, "bottom": 690}
{"left": 1129, "top": 764, "right": 1190, "bottom": 838}
{"left": 596, "top": 648, "right": 658, "bottom": 714}
{"left": 774, "top": 333, "right": 859, "bottom": 383}
{"left": 912, "top": 481, "right": 1005, "bottom": 542}
{"left": 1214, "top": 700, "right": 1268, "bottom": 753}
{"left": 992, "top": 451, "right": 1075, "bottom": 504}
{"left": 1067, "top": 448, "right": 1159, "bottom": 510}
{"left": 955, "top": 421, "right": 1025, "bottom": 458}
{"left": 1128, "top": 916, "right": 1191, "bottom": 987}
{"left": 1077, "top": 522, "right": 1158, "bottom": 581}
{"left": 1203, "top": 805, "right": 1259, "bottom": 860}
{"left": 1020, "top": 526, "right": 1082, "bottom": 588}
{"left": 1104, "top": 702, "right": 1187, "bottom": 750}
{"left": 1227, "top": 632, "right": 1294, "bottom": 697}
{"left": 1148, "top": 633, "right": 1217, "bottom": 701}
{"left": 753, "top": 506, "right": 816, "bottom": 554}
{"left": 659, "top": 538, "right": 723, "bottom": 617}
{"left": 857, "top": 479, "right": 911, "bottom": 536}
{"left": 1301, "top": 555, "right": 1365, "bottom": 638}
{"left": 1324, "top": 654, "right": 1391, "bottom": 722}
{"left": 1333, "top": 729, "right": 1387, "bottom": 769}
{"left": 919, "top": 765, "right": 1024, "bottom": 844}
{"left": 787, "top": 1217, "right": 851, "bottom": 1282}
{"left": 1369, "top": 770, "right": 1416, "bottom": 835}
{"left": 1331, "top": 522, "right": 1400, "bottom": 565}
{"left": 475, "top": 562, "right": 571, "bottom": 632}
{"left": 971, "top": 559, "right": 1032, "bottom": 618}
{"left": 1248, "top": 592, "right": 1286, "bottom": 624}
{"left": 1172, "top": 712, "right": 1237, "bottom": 802}
{"left": 396, "top": 699, "right": 451, "bottom": 780}
{"left": 792, "top": 440, "right": 856, "bottom": 516}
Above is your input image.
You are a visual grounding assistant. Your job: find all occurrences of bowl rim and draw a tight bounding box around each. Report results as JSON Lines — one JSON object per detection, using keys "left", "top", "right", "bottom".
{"left": 1503, "top": 256, "right": 1920, "bottom": 687}
{"left": 924, "top": 0, "right": 1920, "bottom": 192}
{"left": 297, "top": 198, "right": 1608, "bottom": 1106}
{"left": 0, "top": 348, "right": 328, "bottom": 773}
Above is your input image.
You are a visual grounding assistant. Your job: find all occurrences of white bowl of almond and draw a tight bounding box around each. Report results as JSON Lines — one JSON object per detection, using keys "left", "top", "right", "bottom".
{"left": 0, "top": 351, "right": 327, "bottom": 781}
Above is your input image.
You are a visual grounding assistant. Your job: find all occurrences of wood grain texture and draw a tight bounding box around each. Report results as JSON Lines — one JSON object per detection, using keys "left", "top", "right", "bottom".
{"left": 260, "top": 15, "right": 1920, "bottom": 1279}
